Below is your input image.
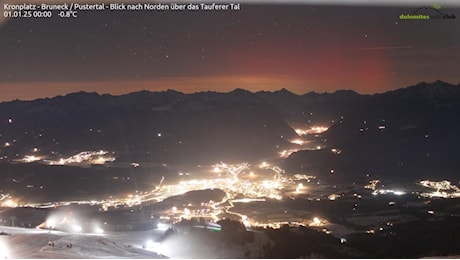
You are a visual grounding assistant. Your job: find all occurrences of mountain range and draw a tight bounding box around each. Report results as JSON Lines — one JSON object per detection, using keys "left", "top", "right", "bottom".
{"left": 1, "top": 80, "right": 459, "bottom": 182}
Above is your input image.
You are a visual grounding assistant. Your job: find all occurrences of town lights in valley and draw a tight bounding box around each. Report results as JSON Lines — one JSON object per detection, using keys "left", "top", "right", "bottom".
{"left": 419, "top": 180, "right": 460, "bottom": 198}
{"left": 15, "top": 155, "right": 42, "bottom": 163}
{"left": 0, "top": 194, "right": 19, "bottom": 208}
{"left": 309, "top": 217, "right": 327, "bottom": 227}
{"left": 290, "top": 139, "right": 305, "bottom": 145}
{"left": 295, "top": 183, "right": 304, "bottom": 193}
{"left": 279, "top": 149, "right": 298, "bottom": 158}
{"left": 22, "top": 161, "right": 318, "bottom": 230}
{"left": 46, "top": 150, "right": 115, "bottom": 166}
{"left": 295, "top": 126, "right": 329, "bottom": 136}
{"left": 4, "top": 199, "right": 18, "bottom": 207}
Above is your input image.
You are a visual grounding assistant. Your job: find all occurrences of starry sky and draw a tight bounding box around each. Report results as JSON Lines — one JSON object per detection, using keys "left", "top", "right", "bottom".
{"left": 0, "top": 1, "right": 459, "bottom": 102}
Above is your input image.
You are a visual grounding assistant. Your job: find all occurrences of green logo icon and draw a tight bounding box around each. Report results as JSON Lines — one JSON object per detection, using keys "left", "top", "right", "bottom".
{"left": 432, "top": 3, "right": 442, "bottom": 10}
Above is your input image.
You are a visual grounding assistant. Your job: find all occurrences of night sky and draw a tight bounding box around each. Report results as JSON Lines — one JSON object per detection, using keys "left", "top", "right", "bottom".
{"left": 1, "top": 1, "right": 459, "bottom": 102}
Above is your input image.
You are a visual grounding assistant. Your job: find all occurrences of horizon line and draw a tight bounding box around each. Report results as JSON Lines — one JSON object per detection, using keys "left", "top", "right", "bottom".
{"left": 0, "top": 79, "right": 457, "bottom": 103}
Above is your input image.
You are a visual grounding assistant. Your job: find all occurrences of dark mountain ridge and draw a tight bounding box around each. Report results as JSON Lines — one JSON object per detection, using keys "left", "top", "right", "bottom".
{"left": 283, "top": 80, "right": 460, "bottom": 182}
{"left": 0, "top": 81, "right": 459, "bottom": 182}
{"left": 0, "top": 88, "right": 296, "bottom": 165}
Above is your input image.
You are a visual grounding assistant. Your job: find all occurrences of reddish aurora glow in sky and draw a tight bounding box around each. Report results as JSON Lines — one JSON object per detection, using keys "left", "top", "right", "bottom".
{"left": 0, "top": 1, "right": 459, "bottom": 102}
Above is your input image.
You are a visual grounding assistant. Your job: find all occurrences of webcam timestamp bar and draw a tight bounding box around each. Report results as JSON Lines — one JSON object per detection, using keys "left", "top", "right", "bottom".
{"left": 3, "top": 10, "right": 81, "bottom": 18}
{"left": 3, "top": 3, "right": 105, "bottom": 18}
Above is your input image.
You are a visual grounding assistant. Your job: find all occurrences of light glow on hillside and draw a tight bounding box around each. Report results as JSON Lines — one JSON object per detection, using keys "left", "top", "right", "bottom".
{"left": 295, "top": 126, "right": 329, "bottom": 136}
